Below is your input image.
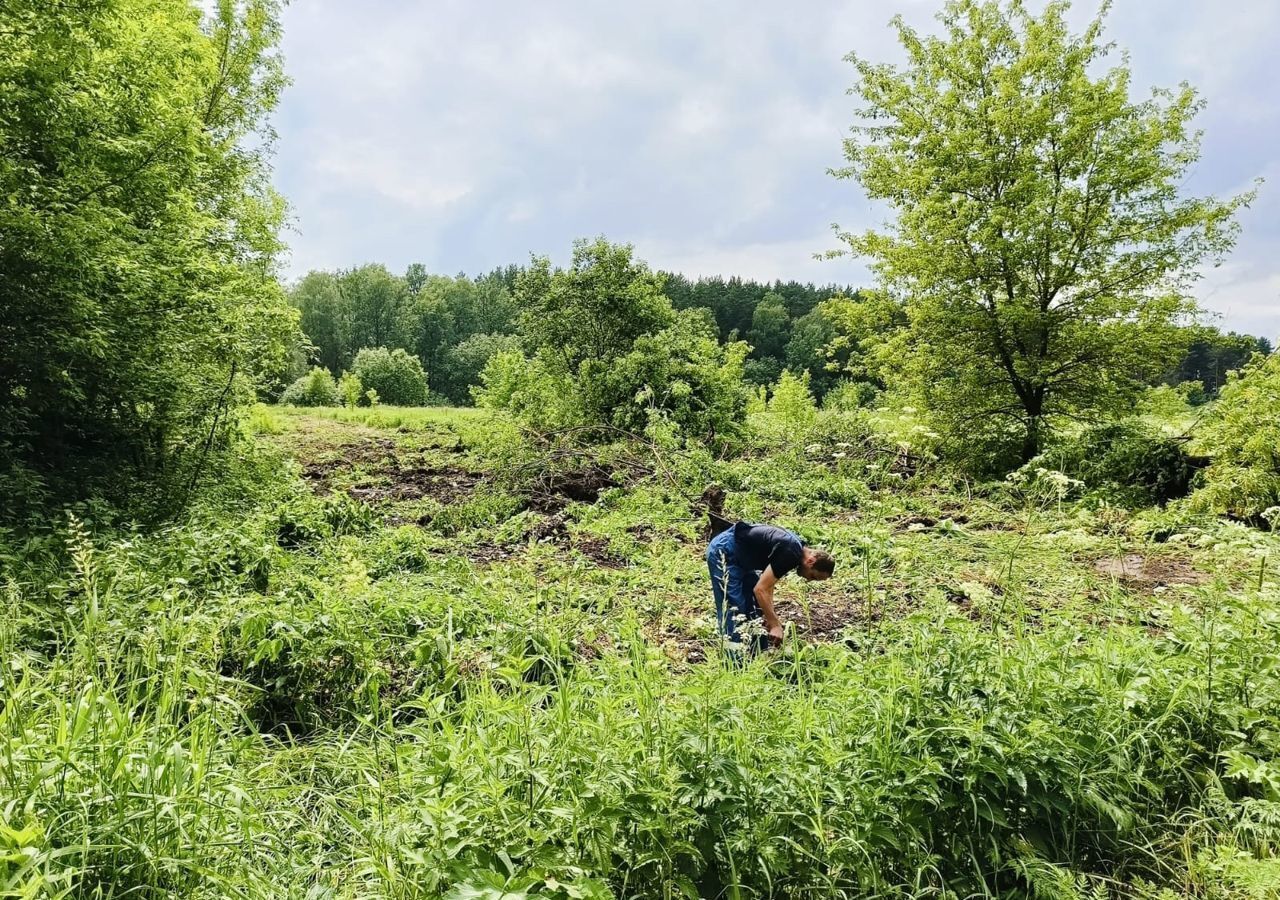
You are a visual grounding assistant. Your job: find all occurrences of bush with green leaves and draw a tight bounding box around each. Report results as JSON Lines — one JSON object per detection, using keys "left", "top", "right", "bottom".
{"left": 436, "top": 332, "right": 522, "bottom": 406}
{"left": 474, "top": 349, "right": 579, "bottom": 429}
{"left": 577, "top": 311, "right": 749, "bottom": 443}
{"left": 0, "top": 0, "right": 296, "bottom": 517}
{"left": 280, "top": 367, "right": 340, "bottom": 407}
{"left": 1192, "top": 351, "right": 1280, "bottom": 523}
{"left": 351, "top": 347, "right": 429, "bottom": 407}
{"left": 823, "top": 379, "right": 880, "bottom": 411}
{"left": 768, "top": 370, "right": 818, "bottom": 428}
{"left": 337, "top": 371, "right": 365, "bottom": 408}
{"left": 480, "top": 240, "right": 749, "bottom": 447}
{"left": 1031, "top": 421, "right": 1199, "bottom": 506}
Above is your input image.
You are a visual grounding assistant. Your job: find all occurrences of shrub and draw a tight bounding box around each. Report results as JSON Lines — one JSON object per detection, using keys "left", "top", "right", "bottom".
{"left": 0, "top": 0, "right": 294, "bottom": 516}
{"left": 743, "top": 357, "right": 783, "bottom": 387}
{"left": 1191, "top": 351, "right": 1280, "bottom": 522}
{"left": 578, "top": 311, "right": 749, "bottom": 444}
{"left": 351, "top": 347, "right": 428, "bottom": 406}
{"left": 768, "top": 370, "right": 818, "bottom": 428}
{"left": 1030, "top": 421, "right": 1198, "bottom": 505}
{"left": 474, "top": 349, "right": 578, "bottom": 428}
{"left": 479, "top": 307, "right": 749, "bottom": 448}
{"left": 337, "top": 371, "right": 365, "bottom": 408}
{"left": 823, "top": 379, "right": 879, "bottom": 411}
{"left": 280, "top": 367, "right": 340, "bottom": 407}
{"left": 436, "top": 333, "right": 522, "bottom": 405}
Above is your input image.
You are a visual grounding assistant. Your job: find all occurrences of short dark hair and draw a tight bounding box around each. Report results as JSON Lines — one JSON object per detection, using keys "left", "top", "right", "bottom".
{"left": 809, "top": 549, "right": 835, "bottom": 576}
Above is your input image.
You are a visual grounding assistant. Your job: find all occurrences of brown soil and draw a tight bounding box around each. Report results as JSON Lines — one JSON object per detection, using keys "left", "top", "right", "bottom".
{"left": 775, "top": 595, "right": 866, "bottom": 639}
{"left": 896, "top": 513, "right": 938, "bottom": 529}
{"left": 944, "top": 587, "right": 982, "bottom": 620}
{"left": 573, "top": 534, "right": 631, "bottom": 569}
{"left": 1092, "top": 554, "right": 1207, "bottom": 588}
{"left": 300, "top": 435, "right": 485, "bottom": 506}
{"left": 347, "top": 466, "right": 483, "bottom": 504}
{"left": 525, "top": 465, "right": 618, "bottom": 512}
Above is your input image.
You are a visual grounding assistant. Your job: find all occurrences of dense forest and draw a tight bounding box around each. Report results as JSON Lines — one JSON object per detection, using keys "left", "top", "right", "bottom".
{"left": 3, "top": 0, "right": 1280, "bottom": 897}
{"left": 283, "top": 261, "right": 1270, "bottom": 413}
{"left": 283, "top": 262, "right": 865, "bottom": 404}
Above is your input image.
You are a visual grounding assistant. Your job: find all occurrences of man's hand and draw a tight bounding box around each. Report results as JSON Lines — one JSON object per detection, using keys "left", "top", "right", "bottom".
{"left": 766, "top": 620, "right": 784, "bottom": 648}
{"left": 756, "top": 567, "right": 785, "bottom": 649}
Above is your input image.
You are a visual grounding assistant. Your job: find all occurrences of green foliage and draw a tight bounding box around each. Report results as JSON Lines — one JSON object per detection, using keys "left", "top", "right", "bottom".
{"left": 481, "top": 240, "right": 749, "bottom": 447}
{"left": 474, "top": 350, "right": 578, "bottom": 429}
{"left": 661, "top": 272, "right": 859, "bottom": 347}
{"left": 517, "top": 238, "right": 673, "bottom": 370}
{"left": 437, "top": 333, "right": 522, "bottom": 406}
{"left": 338, "top": 371, "right": 366, "bottom": 408}
{"left": 579, "top": 311, "right": 750, "bottom": 443}
{"left": 281, "top": 367, "right": 341, "bottom": 407}
{"left": 0, "top": 0, "right": 297, "bottom": 514}
{"left": 819, "top": 291, "right": 908, "bottom": 387}
{"left": 1192, "top": 351, "right": 1280, "bottom": 522}
{"left": 1029, "top": 421, "right": 1199, "bottom": 506}
{"left": 746, "top": 292, "right": 792, "bottom": 362}
{"left": 823, "top": 379, "right": 880, "bottom": 411}
{"left": 741, "top": 356, "right": 783, "bottom": 388}
{"left": 1164, "top": 326, "right": 1272, "bottom": 402}
{"left": 291, "top": 271, "right": 347, "bottom": 371}
{"left": 342, "top": 265, "right": 412, "bottom": 361}
{"left": 288, "top": 267, "right": 520, "bottom": 402}
{"left": 784, "top": 305, "right": 841, "bottom": 397}
{"left": 833, "top": 0, "right": 1251, "bottom": 469}
{"left": 352, "top": 347, "right": 429, "bottom": 407}
{"left": 768, "top": 370, "right": 819, "bottom": 428}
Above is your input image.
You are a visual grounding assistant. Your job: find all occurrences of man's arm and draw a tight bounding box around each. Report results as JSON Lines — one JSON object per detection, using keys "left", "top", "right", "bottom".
{"left": 754, "top": 565, "right": 784, "bottom": 645}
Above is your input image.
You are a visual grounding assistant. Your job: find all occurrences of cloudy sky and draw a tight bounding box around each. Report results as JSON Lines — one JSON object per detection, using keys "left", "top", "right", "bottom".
{"left": 269, "top": 0, "right": 1279, "bottom": 339}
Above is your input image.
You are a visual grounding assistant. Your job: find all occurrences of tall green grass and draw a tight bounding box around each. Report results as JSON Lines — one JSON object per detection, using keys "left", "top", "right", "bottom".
{"left": 2, "top": 418, "right": 1279, "bottom": 897}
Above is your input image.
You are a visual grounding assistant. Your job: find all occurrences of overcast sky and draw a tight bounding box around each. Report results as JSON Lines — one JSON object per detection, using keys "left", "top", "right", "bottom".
{"left": 269, "top": 0, "right": 1279, "bottom": 340}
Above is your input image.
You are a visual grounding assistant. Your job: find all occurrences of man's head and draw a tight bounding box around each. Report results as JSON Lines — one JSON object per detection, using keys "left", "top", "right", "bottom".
{"left": 798, "top": 548, "right": 835, "bottom": 581}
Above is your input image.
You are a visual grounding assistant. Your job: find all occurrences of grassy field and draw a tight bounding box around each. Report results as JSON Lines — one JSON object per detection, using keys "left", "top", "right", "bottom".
{"left": 3, "top": 404, "right": 1279, "bottom": 898}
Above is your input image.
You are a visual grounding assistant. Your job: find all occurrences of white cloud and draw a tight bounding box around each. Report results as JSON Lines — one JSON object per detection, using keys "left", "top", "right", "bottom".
{"left": 1197, "top": 264, "right": 1280, "bottom": 341}
{"left": 311, "top": 138, "right": 473, "bottom": 212}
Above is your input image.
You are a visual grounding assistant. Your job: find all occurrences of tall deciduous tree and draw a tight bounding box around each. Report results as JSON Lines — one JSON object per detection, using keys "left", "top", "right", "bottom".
{"left": 339, "top": 264, "right": 409, "bottom": 358}
{"left": 517, "top": 238, "right": 672, "bottom": 370}
{"left": 291, "top": 272, "right": 347, "bottom": 373}
{"left": 747, "top": 292, "right": 792, "bottom": 362}
{"left": 832, "top": 0, "right": 1252, "bottom": 467}
{"left": 0, "top": 0, "right": 295, "bottom": 511}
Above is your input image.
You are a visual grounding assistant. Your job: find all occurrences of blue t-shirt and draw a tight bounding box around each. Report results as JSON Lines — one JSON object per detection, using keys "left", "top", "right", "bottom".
{"left": 733, "top": 522, "right": 804, "bottom": 578}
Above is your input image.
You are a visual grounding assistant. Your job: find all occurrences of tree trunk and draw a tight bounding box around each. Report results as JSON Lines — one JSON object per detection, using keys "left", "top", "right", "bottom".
{"left": 1021, "top": 422, "right": 1040, "bottom": 463}
{"left": 1021, "top": 400, "right": 1044, "bottom": 463}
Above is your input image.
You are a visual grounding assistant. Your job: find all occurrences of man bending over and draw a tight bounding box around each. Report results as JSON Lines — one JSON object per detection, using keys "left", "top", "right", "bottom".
{"left": 706, "top": 520, "right": 834, "bottom": 652}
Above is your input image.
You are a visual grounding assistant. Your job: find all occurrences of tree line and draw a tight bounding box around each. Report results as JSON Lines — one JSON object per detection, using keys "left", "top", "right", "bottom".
{"left": 285, "top": 255, "right": 1268, "bottom": 417}
{"left": 283, "top": 263, "right": 868, "bottom": 405}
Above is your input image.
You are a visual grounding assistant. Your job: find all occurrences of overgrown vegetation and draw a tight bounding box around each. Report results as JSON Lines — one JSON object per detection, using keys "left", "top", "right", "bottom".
{"left": 1191, "top": 351, "right": 1280, "bottom": 524}
{"left": 476, "top": 239, "right": 751, "bottom": 447}
{"left": 2, "top": 0, "right": 1278, "bottom": 897}
{"left": 4, "top": 405, "right": 1280, "bottom": 897}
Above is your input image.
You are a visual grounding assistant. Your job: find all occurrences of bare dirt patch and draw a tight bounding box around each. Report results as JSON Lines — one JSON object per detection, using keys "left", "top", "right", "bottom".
{"left": 572, "top": 534, "right": 630, "bottom": 569}
{"left": 775, "top": 595, "right": 866, "bottom": 640}
{"left": 944, "top": 587, "right": 983, "bottom": 620}
{"left": 347, "top": 466, "right": 484, "bottom": 504}
{"left": 1092, "top": 554, "right": 1207, "bottom": 588}
{"left": 524, "top": 465, "right": 619, "bottom": 512}
{"left": 293, "top": 432, "right": 487, "bottom": 507}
